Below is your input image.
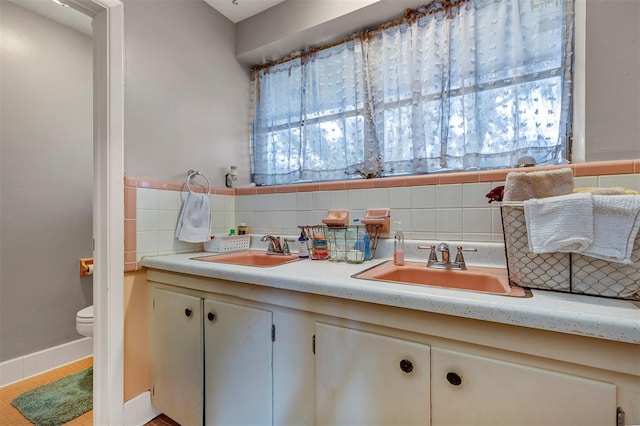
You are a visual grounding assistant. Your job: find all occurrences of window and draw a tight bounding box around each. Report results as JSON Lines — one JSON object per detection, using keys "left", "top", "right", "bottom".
{"left": 252, "top": 0, "right": 574, "bottom": 186}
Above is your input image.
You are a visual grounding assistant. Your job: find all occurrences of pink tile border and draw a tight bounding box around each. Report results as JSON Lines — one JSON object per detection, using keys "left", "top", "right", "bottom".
{"left": 122, "top": 159, "right": 639, "bottom": 272}
{"left": 126, "top": 160, "right": 637, "bottom": 197}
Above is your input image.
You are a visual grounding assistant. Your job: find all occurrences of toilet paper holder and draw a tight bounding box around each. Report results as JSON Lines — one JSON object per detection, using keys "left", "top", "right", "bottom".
{"left": 79, "top": 258, "right": 94, "bottom": 276}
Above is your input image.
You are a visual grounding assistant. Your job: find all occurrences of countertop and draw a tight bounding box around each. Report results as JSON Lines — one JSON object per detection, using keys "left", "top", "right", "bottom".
{"left": 141, "top": 247, "right": 640, "bottom": 345}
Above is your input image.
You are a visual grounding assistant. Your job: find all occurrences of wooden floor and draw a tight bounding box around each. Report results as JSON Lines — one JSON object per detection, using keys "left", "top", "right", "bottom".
{"left": 0, "top": 357, "right": 180, "bottom": 426}
{"left": 0, "top": 357, "right": 94, "bottom": 426}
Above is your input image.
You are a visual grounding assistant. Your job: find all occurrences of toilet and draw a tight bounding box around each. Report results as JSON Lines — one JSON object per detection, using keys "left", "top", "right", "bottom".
{"left": 76, "top": 305, "right": 94, "bottom": 338}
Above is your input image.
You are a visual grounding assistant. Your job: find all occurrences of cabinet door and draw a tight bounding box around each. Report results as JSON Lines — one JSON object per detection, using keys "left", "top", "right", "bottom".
{"left": 315, "top": 323, "right": 430, "bottom": 426}
{"left": 150, "top": 287, "right": 203, "bottom": 426}
{"left": 431, "top": 347, "right": 617, "bottom": 426}
{"left": 204, "top": 299, "right": 273, "bottom": 426}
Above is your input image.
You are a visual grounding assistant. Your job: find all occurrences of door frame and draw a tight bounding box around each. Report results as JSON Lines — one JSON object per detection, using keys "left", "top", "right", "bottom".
{"left": 65, "top": 0, "right": 125, "bottom": 423}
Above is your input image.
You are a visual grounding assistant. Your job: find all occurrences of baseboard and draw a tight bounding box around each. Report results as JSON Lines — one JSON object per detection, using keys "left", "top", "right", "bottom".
{"left": 0, "top": 337, "right": 93, "bottom": 387}
{"left": 124, "top": 391, "right": 161, "bottom": 426}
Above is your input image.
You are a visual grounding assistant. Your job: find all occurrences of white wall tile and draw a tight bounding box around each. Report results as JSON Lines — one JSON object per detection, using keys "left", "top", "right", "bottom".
{"left": 177, "top": 241, "right": 202, "bottom": 254}
{"left": 210, "top": 194, "right": 226, "bottom": 211}
{"left": 313, "top": 191, "right": 330, "bottom": 210}
{"left": 462, "top": 182, "right": 492, "bottom": 208}
{"left": 598, "top": 174, "right": 640, "bottom": 191}
{"left": 436, "top": 184, "right": 462, "bottom": 208}
{"left": 574, "top": 176, "right": 598, "bottom": 188}
{"left": 368, "top": 188, "right": 389, "bottom": 208}
{"left": 296, "top": 211, "right": 314, "bottom": 227}
{"left": 491, "top": 206, "right": 503, "bottom": 235}
{"left": 330, "top": 190, "right": 348, "bottom": 209}
{"left": 282, "top": 210, "right": 298, "bottom": 233}
{"left": 348, "top": 189, "right": 368, "bottom": 210}
{"left": 463, "top": 208, "right": 492, "bottom": 233}
{"left": 254, "top": 194, "right": 269, "bottom": 211}
{"left": 137, "top": 188, "right": 158, "bottom": 209}
{"left": 267, "top": 193, "right": 283, "bottom": 211}
{"left": 159, "top": 190, "right": 180, "bottom": 210}
{"left": 411, "top": 209, "right": 436, "bottom": 232}
{"left": 411, "top": 186, "right": 435, "bottom": 208}
{"left": 266, "top": 211, "right": 283, "bottom": 230}
{"left": 158, "top": 231, "right": 178, "bottom": 253}
{"left": 389, "top": 187, "right": 412, "bottom": 209}
{"left": 237, "top": 195, "right": 255, "bottom": 212}
{"left": 436, "top": 208, "right": 462, "bottom": 233}
{"left": 137, "top": 231, "right": 159, "bottom": 254}
{"left": 391, "top": 210, "right": 412, "bottom": 234}
{"left": 282, "top": 193, "right": 298, "bottom": 210}
{"left": 137, "top": 210, "right": 159, "bottom": 232}
{"left": 159, "top": 210, "right": 179, "bottom": 231}
{"left": 296, "top": 192, "right": 313, "bottom": 211}
{"left": 224, "top": 194, "right": 235, "bottom": 212}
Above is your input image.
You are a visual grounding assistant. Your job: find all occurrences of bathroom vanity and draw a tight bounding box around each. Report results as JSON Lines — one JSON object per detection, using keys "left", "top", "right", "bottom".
{"left": 142, "top": 252, "right": 640, "bottom": 426}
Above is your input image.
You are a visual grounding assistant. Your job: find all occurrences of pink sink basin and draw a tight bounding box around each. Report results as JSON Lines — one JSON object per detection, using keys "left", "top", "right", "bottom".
{"left": 192, "top": 251, "right": 301, "bottom": 267}
{"left": 353, "top": 260, "right": 528, "bottom": 297}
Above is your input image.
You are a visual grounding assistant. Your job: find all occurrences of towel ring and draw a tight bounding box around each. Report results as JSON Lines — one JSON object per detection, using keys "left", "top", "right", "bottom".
{"left": 186, "top": 170, "right": 211, "bottom": 195}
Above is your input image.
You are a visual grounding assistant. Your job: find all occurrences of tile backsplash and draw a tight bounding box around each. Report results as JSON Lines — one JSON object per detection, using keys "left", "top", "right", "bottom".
{"left": 124, "top": 161, "right": 640, "bottom": 270}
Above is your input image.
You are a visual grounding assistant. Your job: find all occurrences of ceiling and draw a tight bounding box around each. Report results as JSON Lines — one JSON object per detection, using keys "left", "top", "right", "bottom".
{"left": 204, "top": 0, "right": 285, "bottom": 23}
{"left": 8, "top": 0, "right": 285, "bottom": 37}
{"left": 9, "top": 0, "right": 92, "bottom": 36}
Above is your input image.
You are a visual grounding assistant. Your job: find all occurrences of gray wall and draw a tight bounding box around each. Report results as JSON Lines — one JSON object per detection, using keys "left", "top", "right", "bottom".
{"left": 1, "top": 1, "right": 93, "bottom": 361}
{"left": 585, "top": 0, "right": 640, "bottom": 162}
{"left": 123, "top": 0, "right": 252, "bottom": 187}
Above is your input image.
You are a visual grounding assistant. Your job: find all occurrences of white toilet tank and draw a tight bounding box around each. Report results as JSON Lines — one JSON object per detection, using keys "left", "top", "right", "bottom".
{"left": 76, "top": 305, "right": 94, "bottom": 337}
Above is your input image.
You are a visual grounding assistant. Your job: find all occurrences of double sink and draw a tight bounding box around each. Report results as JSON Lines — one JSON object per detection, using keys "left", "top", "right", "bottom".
{"left": 191, "top": 250, "right": 527, "bottom": 297}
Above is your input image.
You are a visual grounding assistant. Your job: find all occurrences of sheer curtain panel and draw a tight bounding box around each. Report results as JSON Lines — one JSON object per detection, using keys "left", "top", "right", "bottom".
{"left": 252, "top": 0, "right": 574, "bottom": 186}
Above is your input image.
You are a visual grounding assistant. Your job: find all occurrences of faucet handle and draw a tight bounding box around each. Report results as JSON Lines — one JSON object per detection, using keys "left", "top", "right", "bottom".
{"left": 454, "top": 246, "right": 478, "bottom": 268}
{"left": 283, "top": 238, "right": 297, "bottom": 255}
{"left": 418, "top": 245, "right": 439, "bottom": 264}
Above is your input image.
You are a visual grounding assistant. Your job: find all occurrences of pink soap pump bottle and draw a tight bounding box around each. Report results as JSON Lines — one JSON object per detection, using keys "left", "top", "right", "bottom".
{"left": 393, "top": 221, "right": 405, "bottom": 266}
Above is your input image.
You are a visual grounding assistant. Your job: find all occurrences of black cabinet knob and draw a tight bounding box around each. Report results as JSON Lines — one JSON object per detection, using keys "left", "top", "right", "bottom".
{"left": 184, "top": 308, "right": 192, "bottom": 318}
{"left": 399, "top": 359, "right": 413, "bottom": 373}
{"left": 207, "top": 312, "right": 216, "bottom": 322}
{"left": 446, "top": 372, "right": 462, "bottom": 386}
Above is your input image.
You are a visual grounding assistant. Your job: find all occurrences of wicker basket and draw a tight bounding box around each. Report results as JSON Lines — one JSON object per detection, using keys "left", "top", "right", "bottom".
{"left": 500, "top": 203, "right": 640, "bottom": 301}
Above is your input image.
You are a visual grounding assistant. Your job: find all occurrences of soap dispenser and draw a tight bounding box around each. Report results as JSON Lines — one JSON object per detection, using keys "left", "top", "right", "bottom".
{"left": 393, "top": 221, "right": 405, "bottom": 266}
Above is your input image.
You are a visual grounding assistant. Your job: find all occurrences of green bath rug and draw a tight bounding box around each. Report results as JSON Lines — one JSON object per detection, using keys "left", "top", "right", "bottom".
{"left": 11, "top": 367, "right": 92, "bottom": 426}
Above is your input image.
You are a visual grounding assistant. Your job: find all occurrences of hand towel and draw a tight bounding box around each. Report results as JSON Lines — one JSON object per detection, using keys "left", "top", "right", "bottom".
{"left": 503, "top": 167, "right": 574, "bottom": 202}
{"left": 581, "top": 195, "right": 640, "bottom": 264}
{"left": 523, "top": 192, "right": 594, "bottom": 253}
{"left": 175, "top": 192, "right": 211, "bottom": 243}
{"left": 574, "top": 187, "right": 639, "bottom": 195}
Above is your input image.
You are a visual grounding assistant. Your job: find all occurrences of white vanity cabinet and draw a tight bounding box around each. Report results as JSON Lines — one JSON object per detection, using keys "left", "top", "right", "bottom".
{"left": 315, "top": 323, "right": 431, "bottom": 426}
{"left": 203, "top": 298, "right": 273, "bottom": 426}
{"left": 150, "top": 287, "right": 204, "bottom": 426}
{"left": 150, "top": 285, "right": 273, "bottom": 426}
{"left": 431, "top": 348, "right": 617, "bottom": 426}
{"left": 145, "top": 268, "right": 639, "bottom": 426}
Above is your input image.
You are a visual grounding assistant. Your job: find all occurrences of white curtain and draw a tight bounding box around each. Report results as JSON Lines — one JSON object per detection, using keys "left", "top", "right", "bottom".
{"left": 252, "top": 0, "right": 574, "bottom": 186}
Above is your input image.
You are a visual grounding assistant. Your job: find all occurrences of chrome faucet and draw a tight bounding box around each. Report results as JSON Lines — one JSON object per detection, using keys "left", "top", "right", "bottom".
{"left": 260, "top": 235, "right": 289, "bottom": 255}
{"left": 418, "top": 243, "right": 477, "bottom": 270}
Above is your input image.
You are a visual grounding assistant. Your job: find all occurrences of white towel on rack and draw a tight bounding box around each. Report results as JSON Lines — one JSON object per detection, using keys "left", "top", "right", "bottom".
{"left": 175, "top": 192, "right": 211, "bottom": 243}
{"left": 581, "top": 195, "right": 640, "bottom": 264}
{"left": 523, "top": 192, "right": 594, "bottom": 253}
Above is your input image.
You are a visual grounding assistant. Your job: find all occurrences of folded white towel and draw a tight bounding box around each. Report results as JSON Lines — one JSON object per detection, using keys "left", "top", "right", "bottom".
{"left": 175, "top": 192, "right": 211, "bottom": 243}
{"left": 581, "top": 195, "right": 640, "bottom": 264}
{"left": 524, "top": 192, "right": 594, "bottom": 253}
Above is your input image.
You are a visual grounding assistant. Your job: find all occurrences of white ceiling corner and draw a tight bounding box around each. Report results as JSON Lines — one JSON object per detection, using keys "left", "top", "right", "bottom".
{"left": 203, "top": 0, "right": 286, "bottom": 23}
